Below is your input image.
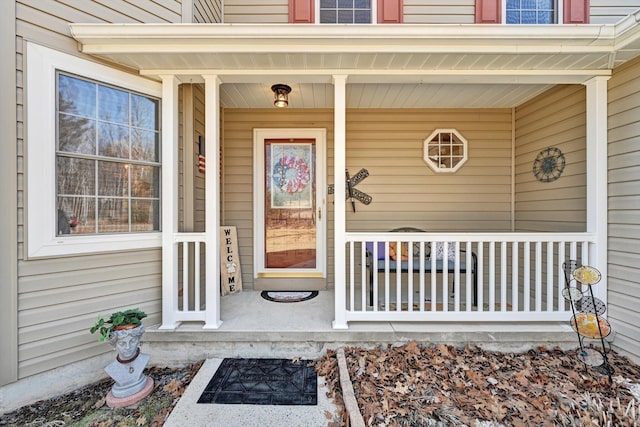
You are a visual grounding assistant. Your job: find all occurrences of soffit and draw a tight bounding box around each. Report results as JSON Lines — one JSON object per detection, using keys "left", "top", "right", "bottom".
{"left": 69, "top": 17, "right": 640, "bottom": 108}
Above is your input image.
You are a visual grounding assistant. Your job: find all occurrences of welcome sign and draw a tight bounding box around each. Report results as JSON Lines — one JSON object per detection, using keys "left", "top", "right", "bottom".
{"left": 220, "top": 226, "right": 242, "bottom": 295}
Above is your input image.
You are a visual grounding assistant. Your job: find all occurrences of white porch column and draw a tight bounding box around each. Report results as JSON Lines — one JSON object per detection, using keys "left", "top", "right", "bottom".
{"left": 333, "top": 75, "right": 348, "bottom": 329}
{"left": 203, "top": 75, "right": 223, "bottom": 329}
{"left": 159, "top": 76, "right": 180, "bottom": 329}
{"left": 584, "top": 76, "right": 609, "bottom": 307}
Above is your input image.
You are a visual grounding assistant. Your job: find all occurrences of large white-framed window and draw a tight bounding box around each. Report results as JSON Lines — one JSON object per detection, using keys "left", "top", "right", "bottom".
{"left": 26, "top": 43, "right": 163, "bottom": 258}
{"left": 318, "top": 0, "right": 376, "bottom": 23}
{"left": 504, "top": 0, "right": 561, "bottom": 24}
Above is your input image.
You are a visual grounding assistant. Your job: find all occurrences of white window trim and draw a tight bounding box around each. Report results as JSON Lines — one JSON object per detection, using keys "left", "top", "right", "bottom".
{"left": 502, "top": 1, "right": 563, "bottom": 24}
{"left": 26, "top": 43, "right": 163, "bottom": 259}
{"left": 316, "top": 0, "right": 377, "bottom": 24}
{"left": 422, "top": 128, "right": 468, "bottom": 173}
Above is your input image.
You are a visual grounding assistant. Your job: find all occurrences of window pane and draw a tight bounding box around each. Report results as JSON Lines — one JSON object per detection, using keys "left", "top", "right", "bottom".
{"left": 57, "top": 157, "right": 96, "bottom": 195}
{"left": 338, "top": 0, "right": 352, "bottom": 8}
{"left": 57, "top": 196, "right": 95, "bottom": 235}
{"left": 354, "top": 0, "right": 369, "bottom": 8}
{"left": 131, "top": 94, "right": 158, "bottom": 130}
{"left": 98, "top": 86, "right": 129, "bottom": 125}
{"left": 98, "top": 198, "right": 129, "bottom": 233}
{"left": 132, "top": 129, "right": 159, "bottom": 162}
{"left": 506, "top": 0, "right": 520, "bottom": 9}
{"left": 98, "top": 122, "right": 130, "bottom": 158}
{"left": 131, "top": 165, "right": 159, "bottom": 198}
{"left": 537, "top": 0, "right": 553, "bottom": 7}
{"left": 320, "top": 0, "right": 336, "bottom": 8}
{"left": 521, "top": 10, "right": 536, "bottom": 23}
{"left": 58, "top": 113, "right": 96, "bottom": 155}
{"left": 338, "top": 10, "right": 353, "bottom": 23}
{"left": 354, "top": 10, "right": 370, "bottom": 23}
{"left": 320, "top": 10, "right": 336, "bottom": 22}
{"left": 131, "top": 199, "right": 159, "bottom": 231}
{"left": 58, "top": 74, "right": 96, "bottom": 118}
{"left": 538, "top": 11, "right": 553, "bottom": 23}
{"left": 98, "top": 161, "right": 129, "bottom": 197}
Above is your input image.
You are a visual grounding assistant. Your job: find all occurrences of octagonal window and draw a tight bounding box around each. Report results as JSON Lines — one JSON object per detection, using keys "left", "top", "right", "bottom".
{"left": 423, "top": 129, "right": 468, "bottom": 173}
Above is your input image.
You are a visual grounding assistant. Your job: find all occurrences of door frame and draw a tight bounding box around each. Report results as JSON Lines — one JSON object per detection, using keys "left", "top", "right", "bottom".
{"left": 252, "top": 128, "right": 327, "bottom": 280}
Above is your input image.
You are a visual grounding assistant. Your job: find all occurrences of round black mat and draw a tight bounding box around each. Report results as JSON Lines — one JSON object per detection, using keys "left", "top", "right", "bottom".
{"left": 260, "top": 291, "right": 319, "bottom": 303}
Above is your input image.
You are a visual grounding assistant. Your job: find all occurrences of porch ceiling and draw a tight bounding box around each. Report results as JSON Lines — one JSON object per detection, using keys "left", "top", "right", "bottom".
{"left": 70, "top": 15, "right": 640, "bottom": 109}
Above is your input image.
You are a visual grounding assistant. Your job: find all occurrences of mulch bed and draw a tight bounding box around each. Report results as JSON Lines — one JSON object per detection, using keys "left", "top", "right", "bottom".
{"left": 0, "top": 361, "right": 203, "bottom": 427}
{"left": 315, "top": 343, "right": 640, "bottom": 426}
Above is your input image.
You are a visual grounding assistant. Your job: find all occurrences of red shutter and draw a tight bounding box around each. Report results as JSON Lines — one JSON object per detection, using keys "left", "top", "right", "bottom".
{"left": 563, "top": 0, "right": 589, "bottom": 24}
{"left": 377, "top": 0, "right": 403, "bottom": 23}
{"left": 475, "top": 0, "right": 501, "bottom": 24}
{"left": 289, "top": 0, "right": 314, "bottom": 23}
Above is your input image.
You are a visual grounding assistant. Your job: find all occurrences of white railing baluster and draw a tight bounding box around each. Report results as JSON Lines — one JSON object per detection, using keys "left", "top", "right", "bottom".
{"left": 430, "top": 241, "right": 437, "bottom": 311}
{"left": 558, "top": 242, "right": 565, "bottom": 312}
{"left": 396, "top": 239, "right": 402, "bottom": 312}
{"left": 419, "top": 242, "right": 425, "bottom": 312}
{"left": 454, "top": 241, "right": 460, "bottom": 311}
{"left": 535, "top": 241, "right": 542, "bottom": 312}
{"left": 373, "top": 242, "right": 379, "bottom": 312}
{"left": 385, "top": 241, "right": 390, "bottom": 312}
{"left": 524, "top": 241, "right": 530, "bottom": 312}
{"left": 194, "top": 241, "right": 201, "bottom": 311}
{"left": 349, "top": 241, "right": 355, "bottom": 311}
{"left": 465, "top": 242, "right": 472, "bottom": 311}
{"left": 512, "top": 242, "right": 518, "bottom": 311}
{"left": 581, "top": 241, "right": 589, "bottom": 265}
{"left": 408, "top": 240, "right": 414, "bottom": 312}
{"left": 500, "top": 242, "right": 507, "bottom": 312}
{"left": 489, "top": 241, "right": 495, "bottom": 311}
{"left": 442, "top": 241, "right": 449, "bottom": 312}
{"left": 547, "top": 241, "right": 554, "bottom": 312}
{"left": 361, "top": 242, "right": 367, "bottom": 312}
{"left": 182, "top": 242, "right": 189, "bottom": 311}
{"left": 477, "top": 242, "right": 484, "bottom": 312}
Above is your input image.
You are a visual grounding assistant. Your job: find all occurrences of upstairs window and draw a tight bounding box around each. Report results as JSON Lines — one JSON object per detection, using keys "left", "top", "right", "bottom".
{"left": 506, "top": 0, "right": 556, "bottom": 24}
{"left": 320, "top": 0, "right": 372, "bottom": 23}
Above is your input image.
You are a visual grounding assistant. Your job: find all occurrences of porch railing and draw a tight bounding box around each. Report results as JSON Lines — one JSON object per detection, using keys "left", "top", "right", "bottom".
{"left": 169, "top": 232, "right": 208, "bottom": 323}
{"left": 342, "top": 232, "right": 598, "bottom": 322}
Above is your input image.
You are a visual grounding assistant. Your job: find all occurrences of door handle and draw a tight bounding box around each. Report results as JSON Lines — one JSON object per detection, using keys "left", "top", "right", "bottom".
{"left": 318, "top": 207, "right": 321, "bottom": 221}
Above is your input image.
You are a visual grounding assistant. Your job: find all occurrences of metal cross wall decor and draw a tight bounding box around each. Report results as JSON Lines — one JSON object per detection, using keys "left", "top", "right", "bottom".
{"left": 328, "top": 168, "right": 372, "bottom": 212}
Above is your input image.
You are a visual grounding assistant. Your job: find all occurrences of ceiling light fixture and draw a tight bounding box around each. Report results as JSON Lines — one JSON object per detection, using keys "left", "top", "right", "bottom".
{"left": 271, "top": 84, "right": 291, "bottom": 108}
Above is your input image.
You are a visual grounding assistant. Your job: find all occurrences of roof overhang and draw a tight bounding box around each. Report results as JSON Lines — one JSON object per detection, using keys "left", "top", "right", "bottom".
{"left": 67, "top": 11, "right": 640, "bottom": 108}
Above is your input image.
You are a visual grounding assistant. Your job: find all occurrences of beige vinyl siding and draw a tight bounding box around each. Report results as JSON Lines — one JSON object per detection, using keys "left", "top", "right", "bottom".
{"left": 222, "top": 108, "right": 511, "bottom": 288}
{"left": 403, "top": 0, "right": 475, "bottom": 24}
{"left": 195, "top": 0, "right": 222, "bottom": 22}
{"left": 607, "top": 55, "right": 640, "bottom": 363}
{"left": 346, "top": 109, "right": 513, "bottom": 232}
{"left": 514, "top": 85, "right": 587, "bottom": 232}
{"left": 590, "top": 1, "right": 640, "bottom": 24}
{"left": 224, "top": 0, "right": 288, "bottom": 23}
{"left": 14, "top": 0, "right": 179, "bottom": 379}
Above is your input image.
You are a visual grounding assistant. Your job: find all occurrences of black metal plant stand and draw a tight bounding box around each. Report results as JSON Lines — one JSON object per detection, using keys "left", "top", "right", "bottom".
{"left": 562, "top": 261, "right": 614, "bottom": 381}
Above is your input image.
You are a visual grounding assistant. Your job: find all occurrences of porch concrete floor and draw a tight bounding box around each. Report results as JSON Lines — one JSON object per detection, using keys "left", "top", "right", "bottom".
{"left": 143, "top": 290, "right": 578, "bottom": 366}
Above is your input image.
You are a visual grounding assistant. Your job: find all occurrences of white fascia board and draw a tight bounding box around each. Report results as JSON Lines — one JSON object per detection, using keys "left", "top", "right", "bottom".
{"left": 614, "top": 9, "right": 640, "bottom": 50}
{"left": 142, "top": 69, "right": 611, "bottom": 85}
{"left": 70, "top": 23, "right": 618, "bottom": 55}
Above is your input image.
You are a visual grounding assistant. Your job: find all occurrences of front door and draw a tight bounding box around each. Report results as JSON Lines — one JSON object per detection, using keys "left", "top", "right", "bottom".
{"left": 253, "top": 129, "right": 326, "bottom": 290}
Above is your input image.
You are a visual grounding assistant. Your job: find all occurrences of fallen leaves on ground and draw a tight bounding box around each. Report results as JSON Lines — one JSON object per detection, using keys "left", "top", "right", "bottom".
{"left": 315, "top": 343, "right": 640, "bottom": 426}
{"left": 0, "top": 361, "right": 203, "bottom": 427}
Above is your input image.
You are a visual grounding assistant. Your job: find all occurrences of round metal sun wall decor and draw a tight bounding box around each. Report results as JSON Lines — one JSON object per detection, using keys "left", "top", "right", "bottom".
{"left": 533, "top": 147, "right": 566, "bottom": 182}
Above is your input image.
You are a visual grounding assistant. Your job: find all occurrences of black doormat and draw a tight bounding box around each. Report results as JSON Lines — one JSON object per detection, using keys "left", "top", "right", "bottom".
{"left": 260, "top": 290, "right": 319, "bottom": 303}
{"left": 197, "top": 358, "right": 317, "bottom": 405}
